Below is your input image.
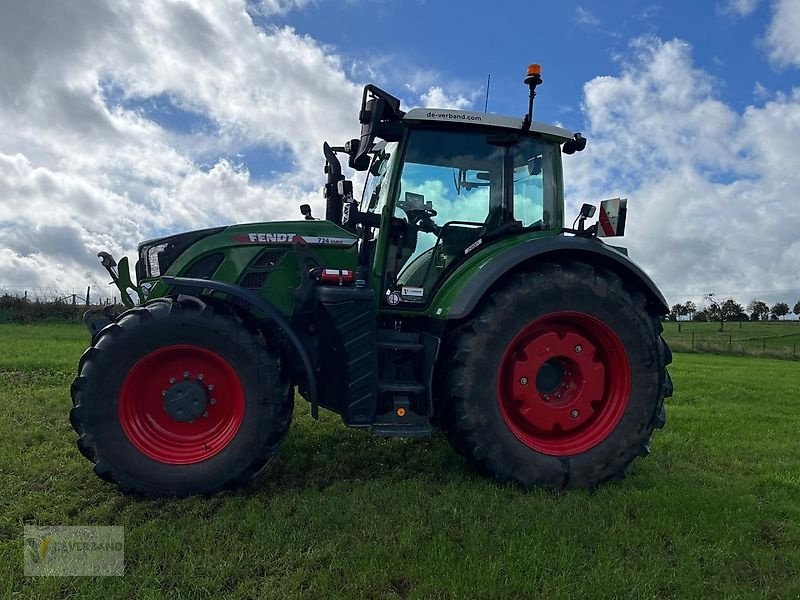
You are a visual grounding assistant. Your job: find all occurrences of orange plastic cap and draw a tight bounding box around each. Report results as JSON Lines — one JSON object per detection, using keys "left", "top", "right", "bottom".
{"left": 527, "top": 64, "right": 542, "bottom": 77}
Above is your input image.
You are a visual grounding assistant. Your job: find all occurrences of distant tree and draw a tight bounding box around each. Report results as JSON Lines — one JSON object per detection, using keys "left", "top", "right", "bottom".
{"left": 684, "top": 300, "right": 697, "bottom": 320}
{"left": 793, "top": 301, "right": 800, "bottom": 318}
{"left": 771, "top": 302, "right": 790, "bottom": 320}
{"left": 748, "top": 299, "right": 770, "bottom": 321}
{"left": 693, "top": 308, "right": 710, "bottom": 322}
{"left": 721, "top": 299, "right": 746, "bottom": 322}
{"left": 705, "top": 293, "right": 741, "bottom": 331}
{"left": 669, "top": 303, "right": 682, "bottom": 321}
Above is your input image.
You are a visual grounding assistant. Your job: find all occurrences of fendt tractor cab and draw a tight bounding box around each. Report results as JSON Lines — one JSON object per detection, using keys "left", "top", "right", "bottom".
{"left": 72, "top": 65, "right": 672, "bottom": 497}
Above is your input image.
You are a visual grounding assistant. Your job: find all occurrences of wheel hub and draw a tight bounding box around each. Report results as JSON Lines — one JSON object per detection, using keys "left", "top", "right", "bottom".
{"left": 163, "top": 379, "right": 208, "bottom": 423}
{"left": 117, "top": 345, "right": 245, "bottom": 465}
{"left": 497, "top": 311, "right": 631, "bottom": 456}
{"left": 535, "top": 359, "right": 566, "bottom": 394}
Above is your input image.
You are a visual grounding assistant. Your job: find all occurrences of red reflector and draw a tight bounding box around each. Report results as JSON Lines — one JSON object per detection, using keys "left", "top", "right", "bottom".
{"left": 320, "top": 269, "right": 354, "bottom": 285}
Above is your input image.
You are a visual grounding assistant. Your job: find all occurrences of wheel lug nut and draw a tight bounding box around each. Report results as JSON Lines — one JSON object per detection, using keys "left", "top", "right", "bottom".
{"left": 161, "top": 390, "right": 167, "bottom": 397}
{"left": 169, "top": 377, "right": 176, "bottom": 384}
{"left": 183, "top": 371, "right": 190, "bottom": 379}
{"left": 202, "top": 411, "right": 209, "bottom": 418}
{"left": 198, "top": 374, "right": 205, "bottom": 381}
{"left": 207, "top": 384, "right": 215, "bottom": 391}
{"left": 574, "top": 345, "right": 583, "bottom": 353}
{"left": 210, "top": 398, "right": 216, "bottom": 405}
{"left": 519, "top": 377, "right": 528, "bottom": 386}
{"left": 570, "top": 410, "right": 579, "bottom": 418}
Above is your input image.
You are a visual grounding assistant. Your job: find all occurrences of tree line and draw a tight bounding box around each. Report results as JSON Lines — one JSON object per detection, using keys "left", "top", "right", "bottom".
{"left": 668, "top": 297, "right": 800, "bottom": 324}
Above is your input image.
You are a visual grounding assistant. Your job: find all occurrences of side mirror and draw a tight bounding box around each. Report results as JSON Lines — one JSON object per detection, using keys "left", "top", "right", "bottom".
{"left": 350, "top": 85, "right": 404, "bottom": 171}
{"left": 345, "top": 139, "right": 370, "bottom": 171}
{"left": 562, "top": 133, "right": 587, "bottom": 155}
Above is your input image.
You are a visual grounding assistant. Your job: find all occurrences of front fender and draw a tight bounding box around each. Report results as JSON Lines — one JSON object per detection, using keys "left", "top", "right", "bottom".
{"left": 434, "top": 235, "right": 668, "bottom": 320}
{"left": 160, "top": 276, "right": 319, "bottom": 415}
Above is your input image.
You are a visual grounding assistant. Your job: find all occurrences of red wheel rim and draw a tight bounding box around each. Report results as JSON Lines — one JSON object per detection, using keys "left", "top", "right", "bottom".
{"left": 497, "top": 312, "right": 631, "bottom": 456}
{"left": 118, "top": 345, "right": 245, "bottom": 464}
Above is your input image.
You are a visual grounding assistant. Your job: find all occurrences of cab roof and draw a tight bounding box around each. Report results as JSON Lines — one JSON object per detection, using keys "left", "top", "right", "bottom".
{"left": 403, "top": 108, "right": 574, "bottom": 142}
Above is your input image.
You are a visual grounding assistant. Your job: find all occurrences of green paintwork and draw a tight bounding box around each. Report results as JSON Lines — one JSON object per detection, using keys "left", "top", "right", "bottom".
{"left": 143, "top": 220, "right": 359, "bottom": 317}
{"left": 422, "top": 229, "right": 561, "bottom": 318}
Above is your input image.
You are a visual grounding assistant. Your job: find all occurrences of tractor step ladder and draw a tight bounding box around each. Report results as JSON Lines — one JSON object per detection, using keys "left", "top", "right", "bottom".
{"left": 372, "top": 331, "right": 432, "bottom": 438}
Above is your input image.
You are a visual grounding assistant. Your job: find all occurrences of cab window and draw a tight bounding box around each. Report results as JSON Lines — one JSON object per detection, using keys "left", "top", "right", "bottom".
{"left": 382, "top": 128, "right": 558, "bottom": 306}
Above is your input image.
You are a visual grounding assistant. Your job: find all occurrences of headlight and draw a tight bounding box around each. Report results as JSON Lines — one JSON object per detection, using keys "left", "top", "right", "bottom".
{"left": 146, "top": 243, "right": 168, "bottom": 278}
{"left": 137, "top": 226, "right": 226, "bottom": 280}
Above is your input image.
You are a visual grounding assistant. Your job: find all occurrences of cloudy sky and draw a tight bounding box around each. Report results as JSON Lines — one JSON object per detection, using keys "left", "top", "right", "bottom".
{"left": 0, "top": 0, "right": 798, "bottom": 309}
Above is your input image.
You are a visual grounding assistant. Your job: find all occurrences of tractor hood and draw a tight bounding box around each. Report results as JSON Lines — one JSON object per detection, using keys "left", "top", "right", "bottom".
{"left": 137, "top": 220, "right": 358, "bottom": 282}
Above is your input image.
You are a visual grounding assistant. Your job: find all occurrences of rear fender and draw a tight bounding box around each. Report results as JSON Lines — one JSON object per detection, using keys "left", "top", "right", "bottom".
{"left": 442, "top": 236, "right": 668, "bottom": 320}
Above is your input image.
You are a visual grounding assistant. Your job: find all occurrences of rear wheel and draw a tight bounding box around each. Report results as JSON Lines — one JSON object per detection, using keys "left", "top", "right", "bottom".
{"left": 440, "top": 261, "right": 671, "bottom": 489}
{"left": 70, "top": 296, "right": 292, "bottom": 497}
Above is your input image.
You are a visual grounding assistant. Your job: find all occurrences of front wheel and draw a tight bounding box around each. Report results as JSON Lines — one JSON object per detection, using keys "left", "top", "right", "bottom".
{"left": 440, "top": 261, "right": 671, "bottom": 489}
{"left": 70, "top": 296, "right": 292, "bottom": 497}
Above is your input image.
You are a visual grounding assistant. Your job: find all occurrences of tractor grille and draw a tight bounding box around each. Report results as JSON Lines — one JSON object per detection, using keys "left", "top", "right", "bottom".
{"left": 182, "top": 253, "right": 224, "bottom": 279}
{"left": 240, "top": 271, "right": 270, "bottom": 290}
{"left": 252, "top": 250, "right": 286, "bottom": 268}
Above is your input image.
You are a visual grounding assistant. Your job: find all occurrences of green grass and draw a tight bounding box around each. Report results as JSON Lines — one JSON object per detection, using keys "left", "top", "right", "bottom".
{"left": 2, "top": 323, "right": 800, "bottom": 598}
{"left": 662, "top": 320, "right": 800, "bottom": 359}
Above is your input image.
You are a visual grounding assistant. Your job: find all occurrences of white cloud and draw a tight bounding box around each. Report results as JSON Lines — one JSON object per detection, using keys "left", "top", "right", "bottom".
{"left": 250, "top": 0, "right": 315, "bottom": 16}
{"left": 1, "top": 2, "right": 797, "bottom": 310}
{"left": 723, "top": 0, "right": 762, "bottom": 16}
{"left": 765, "top": 0, "right": 800, "bottom": 67}
{"left": 0, "top": 0, "right": 364, "bottom": 296}
{"left": 566, "top": 36, "right": 800, "bottom": 305}
{"left": 418, "top": 86, "right": 473, "bottom": 111}
{"left": 575, "top": 6, "right": 601, "bottom": 26}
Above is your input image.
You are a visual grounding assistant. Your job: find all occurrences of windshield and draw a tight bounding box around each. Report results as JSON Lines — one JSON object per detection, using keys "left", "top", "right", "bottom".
{"left": 397, "top": 129, "right": 557, "bottom": 230}
{"left": 361, "top": 142, "right": 398, "bottom": 214}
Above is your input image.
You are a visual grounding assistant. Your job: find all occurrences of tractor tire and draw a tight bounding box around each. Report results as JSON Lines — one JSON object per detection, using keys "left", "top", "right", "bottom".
{"left": 70, "top": 295, "right": 293, "bottom": 497}
{"left": 440, "top": 260, "right": 671, "bottom": 489}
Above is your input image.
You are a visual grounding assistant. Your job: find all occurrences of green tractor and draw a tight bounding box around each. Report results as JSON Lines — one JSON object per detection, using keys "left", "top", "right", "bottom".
{"left": 71, "top": 65, "right": 672, "bottom": 497}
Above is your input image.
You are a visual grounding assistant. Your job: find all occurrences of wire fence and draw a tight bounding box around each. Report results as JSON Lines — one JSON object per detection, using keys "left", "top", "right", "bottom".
{"left": 0, "top": 286, "right": 123, "bottom": 324}
{"left": 666, "top": 332, "right": 800, "bottom": 360}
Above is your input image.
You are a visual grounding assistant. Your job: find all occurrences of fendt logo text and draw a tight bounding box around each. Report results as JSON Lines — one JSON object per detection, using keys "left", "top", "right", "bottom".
{"left": 247, "top": 233, "right": 296, "bottom": 243}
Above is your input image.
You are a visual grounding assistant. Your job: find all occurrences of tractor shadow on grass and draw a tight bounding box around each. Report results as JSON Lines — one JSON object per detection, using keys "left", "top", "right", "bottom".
{"left": 246, "top": 417, "right": 473, "bottom": 495}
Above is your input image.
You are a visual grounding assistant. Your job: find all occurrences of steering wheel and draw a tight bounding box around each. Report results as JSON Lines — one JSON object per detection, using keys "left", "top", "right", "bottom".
{"left": 403, "top": 207, "right": 440, "bottom": 234}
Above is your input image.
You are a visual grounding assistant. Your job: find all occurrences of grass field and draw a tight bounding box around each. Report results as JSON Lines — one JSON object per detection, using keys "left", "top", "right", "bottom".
{"left": 2, "top": 323, "right": 800, "bottom": 598}
{"left": 662, "top": 320, "right": 800, "bottom": 359}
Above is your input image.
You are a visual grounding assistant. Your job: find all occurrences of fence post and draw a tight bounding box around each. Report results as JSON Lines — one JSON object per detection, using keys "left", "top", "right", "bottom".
{"left": 71, "top": 294, "right": 76, "bottom": 306}
{"left": 691, "top": 332, "right": 695, "bottom": 350}
{"left": 729, "top": 335, "right": 732, "bottom": 350}
{"left": 85, "top": 286, "right": 90, "bottom": 307}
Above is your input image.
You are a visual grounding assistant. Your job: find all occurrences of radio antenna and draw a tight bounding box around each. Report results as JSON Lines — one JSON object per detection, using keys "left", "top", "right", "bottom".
{"left": 484, "top": 74, "right": 491, "bottom": 112}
